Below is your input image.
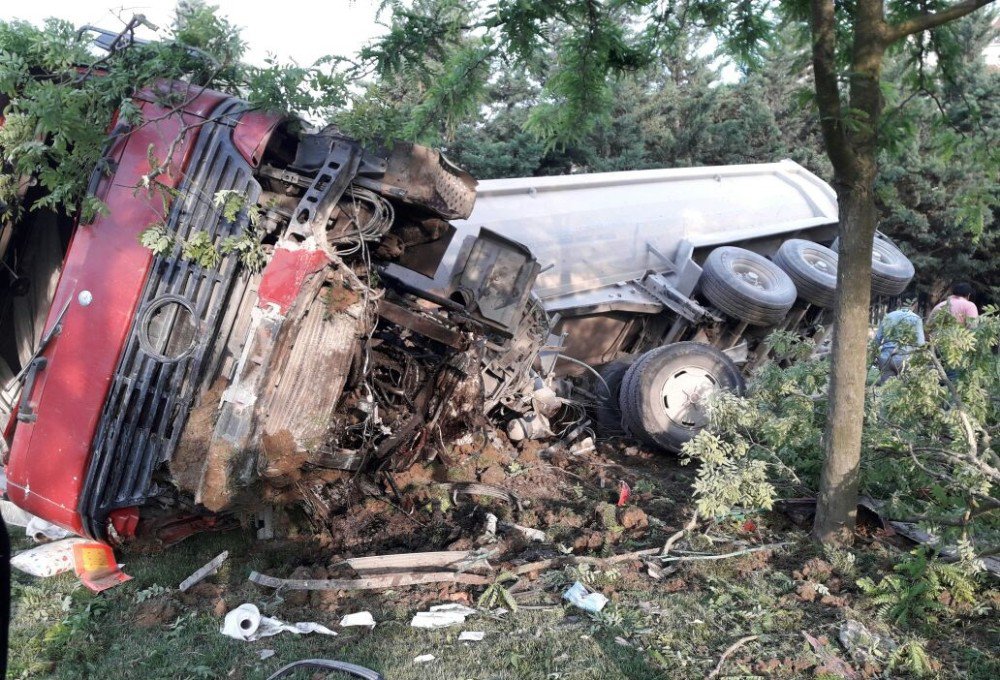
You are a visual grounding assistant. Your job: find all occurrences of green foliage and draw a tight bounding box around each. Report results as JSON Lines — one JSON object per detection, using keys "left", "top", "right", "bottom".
{"left": 348, "top": 0, "right": 782, "bottom": 148}
{"left": 856, "top": 548, "right": 978, "bottom": 627}
{"left": 876, "top": 13, "right": 1000, "bottom": 300}
{"left": 0, "top": 6, "right": 237, "bottom": 216}
{"left": 822, "top": 544, "right": 858, "bottom": 579}
{"left": 44, "top": 598, "right": 110, "bottom": 649}
{"left": 680, "top": 429, "right": 775, "bottom": 518}
{"left": 134, "top": 584, "right": 170, "bottom": 603}
{"left": 219, "top": 231, "right": 266, "bottom": 273}
{"left": 214, "top": 189, "right": 266, "bottom": 272}
{"left": 139, "top": 222, "right": 177, "bottom": 257}
{"left": 181, "top": 230, "right": 220, "bottom": 268}
{"left": 887, "top": 638, "right": 936, "bottom": 678}
{"left": 477, "top": 571, "right": 519, "bottom": 611}
{"left": 243, "top": 55, "right": 347, "bottom": 121}
{"left": 689, "top": 310, "right": 1000, "bottom": 556}
{"left": 136, "top": 189, "right": 265, "bottom": 271}
{"left": 0, "top": 2, "right": 347, "bottom": 225}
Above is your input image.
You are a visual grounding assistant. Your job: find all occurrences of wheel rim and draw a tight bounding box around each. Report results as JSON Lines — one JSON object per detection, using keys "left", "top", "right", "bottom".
{"left": 872, "top": 240, "right": 894, "bottom": 265}
{"left": 803, "top": 251, "right": 834, "bottom": 275}
{"left": 732, "top": 261, "right": 770, "bottom": 290}
{"left": 659, "top": 365, "right": 719, "bottom": 428}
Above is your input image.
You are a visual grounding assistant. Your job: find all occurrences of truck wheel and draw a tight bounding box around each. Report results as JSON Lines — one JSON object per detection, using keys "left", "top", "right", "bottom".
{"left": 700, "top": 246, "right": 797, "bottom": 326}
{"left": 618, "top": 342, "right": 744, "bottom": 452}
{"left": 773, "top": 239, "right": 838, "bottom": 308}
{"left": 831, "top": 234, "right": 914, "bottom": 297}
{"left": 870, "top": 238, "right": 914, "bottom": 296}
{"left": 594, "top": 358, "right": 634, "bottom": 436}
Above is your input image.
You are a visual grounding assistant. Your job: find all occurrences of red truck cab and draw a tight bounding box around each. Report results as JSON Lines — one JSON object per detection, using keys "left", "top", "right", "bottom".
{"left": 3, "top": 83, "right": 286, "bottom": 539}
{"left": 1, "top": 77, "right": 543, "bottom": 543}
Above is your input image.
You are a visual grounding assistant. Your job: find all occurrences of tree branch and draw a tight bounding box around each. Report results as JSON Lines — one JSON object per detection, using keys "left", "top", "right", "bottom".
{"left": 809, "top": 0, "right": 855, "bottom": 177}
{"left": 661, "top": 511, "right": 699, "bottom": 556}
{"left": 708, "top": 636, "right": 759, "bottom": 680}
{"left": 886, "top": 0, "right": 996, "bottom": 44}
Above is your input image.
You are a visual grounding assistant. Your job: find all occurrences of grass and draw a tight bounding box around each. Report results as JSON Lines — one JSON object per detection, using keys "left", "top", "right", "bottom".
{"left": 9, "top": 530, "right": 669, "bottom": 679}
{"left": 6, "top": 445, "right": 999, "bottom": 680}
{"left": 9, "top": 523, "right": 999, "bottom": 680}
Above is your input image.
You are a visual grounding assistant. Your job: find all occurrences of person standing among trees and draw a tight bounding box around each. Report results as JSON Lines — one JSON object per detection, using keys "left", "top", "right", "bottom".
{"left": 930, "top": 282, "right": 979, "bottom": 327}
{"left": 874, "top": 301, "right": 925, "bottom": 383}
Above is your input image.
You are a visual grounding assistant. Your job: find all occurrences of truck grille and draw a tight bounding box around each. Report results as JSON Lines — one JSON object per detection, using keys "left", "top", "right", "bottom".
{"left": 80, "top": 98, "right": 260, "bottom": 539}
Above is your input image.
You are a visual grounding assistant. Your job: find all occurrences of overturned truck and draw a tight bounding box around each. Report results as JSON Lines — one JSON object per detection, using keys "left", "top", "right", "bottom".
{"left": 1, "top": 85, "right": 914, "bottom": 544}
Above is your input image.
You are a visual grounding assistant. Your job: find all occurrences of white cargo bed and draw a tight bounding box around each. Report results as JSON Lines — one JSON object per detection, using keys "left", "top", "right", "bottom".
{"left": 385, "top": 159, "right": 838, "bottom": 308}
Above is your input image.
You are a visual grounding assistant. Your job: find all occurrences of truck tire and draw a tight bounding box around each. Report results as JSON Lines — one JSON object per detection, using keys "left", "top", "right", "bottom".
{"left": 700, "top": 246, "right": 797, "bottom": 326}
{"left": 594, "top": 358, "right": 634, "bottom": 436}
{"left": 831, "top": 234, "right": 914, "bottom": 297}
{"left": 869, "top": 238, "right": 914, "bottom": 296}
{"left": 773, "top": 239, "right": 838, "bottom": 308}
{"left": 618, "top": 342, "right": 744, "bottom": 452}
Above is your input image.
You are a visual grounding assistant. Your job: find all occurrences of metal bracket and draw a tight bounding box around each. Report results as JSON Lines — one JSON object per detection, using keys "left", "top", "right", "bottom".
{"left": 286, "top": 138, "right": 362, "bottom": 239}
{"left": 645, "top": 243, "right": 676, "bottom": 274}
{"left": 638, "top": 273, "right": 720, "bottom": 324}
{"left": 16, "top": 357, "right": 47, "bottom": 423}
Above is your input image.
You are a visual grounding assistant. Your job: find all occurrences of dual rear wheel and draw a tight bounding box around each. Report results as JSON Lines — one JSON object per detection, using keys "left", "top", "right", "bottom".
{"left": 595, "top": 237, "right": 914, "bottom": 453}
{"left": 607, "top": 342, "right": 743, "bottom": 452}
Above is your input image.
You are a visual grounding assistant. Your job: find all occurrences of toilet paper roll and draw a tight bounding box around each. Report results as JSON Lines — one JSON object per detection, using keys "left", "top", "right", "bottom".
{"left": 222, "top": 603, "right": 261, "bottom": 640}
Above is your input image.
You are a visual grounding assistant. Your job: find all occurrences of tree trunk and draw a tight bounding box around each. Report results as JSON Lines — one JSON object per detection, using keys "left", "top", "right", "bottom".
{"left": 810, "top": 0, "right": 886, "bottom": 545}
{"left": 812, "top": 178, "right": 878, "bottom": 544}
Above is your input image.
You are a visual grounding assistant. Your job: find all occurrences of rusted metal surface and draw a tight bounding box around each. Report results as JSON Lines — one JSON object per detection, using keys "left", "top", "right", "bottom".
{"left": 376, "top": 299, "right": 465, "bottom": 349}
{"left": 354, "top": 142, "right": 477, "bottom": 220}
{"left": 259, "top": 284, "right": 366, "bottom": 447}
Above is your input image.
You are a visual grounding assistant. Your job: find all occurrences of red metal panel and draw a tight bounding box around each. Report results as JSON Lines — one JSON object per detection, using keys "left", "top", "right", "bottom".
{"left": 108, "top": 507, "right": 140, "bottom": 541}
{"left": 4, "top": 88, "right": 228, "bottom": 536}
{"left": 232, "top": 109, "right": 285, "bottom": 167}
{"left": 257, "top": 247, "right": 331, "bottom": 314}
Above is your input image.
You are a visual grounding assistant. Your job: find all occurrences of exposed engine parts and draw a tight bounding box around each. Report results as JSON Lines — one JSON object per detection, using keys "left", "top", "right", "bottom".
{"left": 160, "top": 124, "right": 553, "bottom": 523}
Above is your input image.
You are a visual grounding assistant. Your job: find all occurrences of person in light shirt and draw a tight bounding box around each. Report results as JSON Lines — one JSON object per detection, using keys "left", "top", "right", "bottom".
{"left": 874, "top": 302, "right": 925, "bottom": 383}
{"left": 930, "top": 282, "right": 979, "bottom": 327}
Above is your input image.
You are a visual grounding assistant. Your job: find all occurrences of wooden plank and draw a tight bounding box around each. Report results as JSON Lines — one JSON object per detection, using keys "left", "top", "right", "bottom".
{"left": 249, "top": 570, "right": 490, "bottom": 591}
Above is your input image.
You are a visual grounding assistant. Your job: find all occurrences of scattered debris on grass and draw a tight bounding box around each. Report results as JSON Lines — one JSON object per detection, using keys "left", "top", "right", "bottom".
{"left": 250, "top": 569, "right": 491, "bottom": 591}
{"left": 25, "top": 516, "right": 73, "bottom": 543}
{"left": 838, "top": 619, "right": 898, "bottom": 670}
{"left": 264, "top": 659, "right": 384, "bottom": 680}
{"left": 179, "top": 550, "right": 229, "bottom": 592}
{"left": 410, "top": 603, "right": 477, "bottom": 629}
{"left": 72, "top": 542, "right": 132, "bottom": 592}
{"left": 802, "top": 630, "right": 859, "bottom": 679}
{"left": 562, "top": 581, "right": 608, "bottom": 613}
{"left": 707, "top": 635, "right": 759, "bottom": 679}
{"left": 220, "top": 603, "right": 337, "bottom": 641}
{"left": 339, "top": 611, "right": 376, "bottom": 628}
{"left": 10, "top": 537, "right": 87, "bottom": 577}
